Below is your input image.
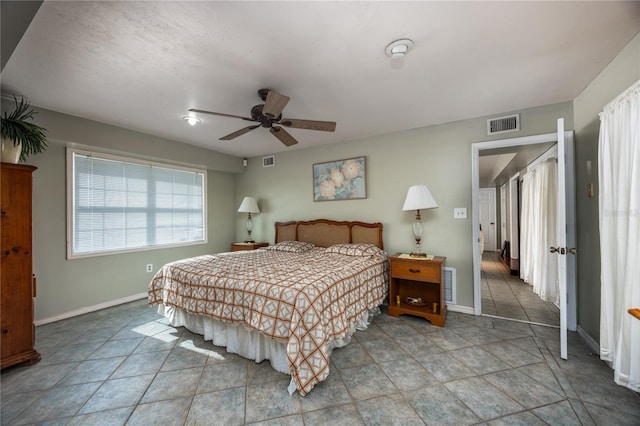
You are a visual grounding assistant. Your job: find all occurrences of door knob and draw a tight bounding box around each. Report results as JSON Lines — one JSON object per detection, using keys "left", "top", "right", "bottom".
{"left": 568, "top": 247, "right": 577, "bottom": 255}
{"left": 550, "top": 247, "right": 559, "bottom": 253}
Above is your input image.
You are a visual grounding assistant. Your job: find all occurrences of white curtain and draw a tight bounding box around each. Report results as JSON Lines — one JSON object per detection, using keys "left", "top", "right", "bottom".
{"left": 520, "top": 172, "right": 534, "bottom": 282}
{"left": 520, "top": 159, "right": 559, "bottom": 304}
{"left": 598, "top": 79, "right": 640, "bottom": 392}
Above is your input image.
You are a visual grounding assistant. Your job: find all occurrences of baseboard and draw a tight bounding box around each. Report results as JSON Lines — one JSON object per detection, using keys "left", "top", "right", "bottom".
{"left": 447, "top": 304, "right": 475, "bottom": 315}
{"left": 577, "top": 325, "right": 600, "bottom": 355}
{"left": 35, "top": 292, "right": 148, "bottom": 326}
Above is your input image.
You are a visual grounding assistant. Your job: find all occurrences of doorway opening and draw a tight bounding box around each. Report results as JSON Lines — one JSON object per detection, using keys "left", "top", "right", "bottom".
{"left": 471, "top": 131, "right": 576, "bottom": 331}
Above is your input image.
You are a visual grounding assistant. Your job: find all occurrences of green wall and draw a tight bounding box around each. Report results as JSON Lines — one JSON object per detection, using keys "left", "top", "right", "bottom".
{"left": 235, "top": 102, "right": 572, "bottom": 310}
{"left": 572, "top": 32, "right": 640, "bottom": 342}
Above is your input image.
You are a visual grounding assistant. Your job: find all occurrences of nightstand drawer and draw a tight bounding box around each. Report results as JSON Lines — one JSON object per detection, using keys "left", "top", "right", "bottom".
{"left": 391, "top": 260, "right": 440, "bottom": 282}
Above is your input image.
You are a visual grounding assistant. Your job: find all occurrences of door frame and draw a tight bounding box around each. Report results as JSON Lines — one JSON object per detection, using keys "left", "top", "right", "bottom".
{"left": 471, "top": 132, "right": 576, "bottom": 328}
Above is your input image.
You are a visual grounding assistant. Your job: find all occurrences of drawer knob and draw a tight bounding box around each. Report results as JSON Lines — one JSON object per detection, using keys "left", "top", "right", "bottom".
{"left": 409, "top": 268, "right": 421, "bottom": 273}
{"left": 1, "top": 328, "right": 8, "bottom": 335}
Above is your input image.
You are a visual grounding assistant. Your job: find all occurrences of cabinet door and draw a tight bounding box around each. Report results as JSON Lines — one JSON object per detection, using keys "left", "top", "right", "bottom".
{"left": 1, "top": 165, "right": 35, "bottom": 360}
{"left": 1, "top": 257, "right": 34, "bottom": 357}
{"left": 1, "top": 167, "right": 33, "bottom": 251}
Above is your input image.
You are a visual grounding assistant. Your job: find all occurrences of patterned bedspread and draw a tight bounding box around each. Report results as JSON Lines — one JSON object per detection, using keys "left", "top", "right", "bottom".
{"left": 148, "top": 244, "right": 389, "bottom": 395}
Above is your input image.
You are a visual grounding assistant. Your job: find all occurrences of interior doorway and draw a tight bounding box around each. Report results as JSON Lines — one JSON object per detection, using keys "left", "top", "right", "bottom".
{"left": 471, "top": 131, "right": 576, "bottom": 333}
{"left": 480, "top": 156, "right": 561, "bottom": 326}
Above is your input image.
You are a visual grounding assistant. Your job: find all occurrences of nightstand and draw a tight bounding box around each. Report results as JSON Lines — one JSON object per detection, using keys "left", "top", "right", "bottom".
{"left": 387, "top": 254, "right": 447, "bottom": 326}
{"left": 230, "top": 242, "right": 269, "bottom": 252}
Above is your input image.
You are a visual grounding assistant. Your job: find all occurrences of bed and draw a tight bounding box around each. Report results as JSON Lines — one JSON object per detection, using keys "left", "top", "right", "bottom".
{"left": 148, "top": 219, "right": 389, "bottom": 395}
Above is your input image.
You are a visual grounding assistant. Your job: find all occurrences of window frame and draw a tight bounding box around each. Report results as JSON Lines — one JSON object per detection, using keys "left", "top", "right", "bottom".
{"left": 66, "top": 147, "right": 208, "bottom": 259}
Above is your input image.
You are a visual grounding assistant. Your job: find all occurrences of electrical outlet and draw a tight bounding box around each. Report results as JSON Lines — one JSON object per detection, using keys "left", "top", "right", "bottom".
{"left": 146, "top": 264, "right": 153, "bottom": 273}
{"left": 454, "top": 208, "right": 467, "bottom": 219}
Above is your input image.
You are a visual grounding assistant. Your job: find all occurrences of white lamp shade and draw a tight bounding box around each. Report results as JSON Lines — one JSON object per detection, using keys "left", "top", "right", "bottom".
{"left": 237, "top": 197, "right": 260, "bottom": 214}
{"left": 402, "top": 185, "right": 438, "bottom": 211}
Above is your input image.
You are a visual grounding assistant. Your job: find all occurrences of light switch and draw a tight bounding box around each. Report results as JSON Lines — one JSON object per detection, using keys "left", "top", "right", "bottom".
{"left": 454, "top": 208, "right": 467, "bottom": 219}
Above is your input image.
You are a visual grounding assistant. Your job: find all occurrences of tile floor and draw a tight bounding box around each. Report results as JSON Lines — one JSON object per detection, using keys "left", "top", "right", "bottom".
{"left": 2, "top": 298, "right": 639, "bottom": 425}
{"left": 481, "top": 251, "right": 560, "bottom": 326}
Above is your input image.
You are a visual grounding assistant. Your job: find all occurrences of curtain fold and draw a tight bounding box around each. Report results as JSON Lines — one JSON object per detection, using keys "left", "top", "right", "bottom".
{"left": 598, "top": 79, "right": 640, "bottom": 392}
{"left": 520, "top": 160, "right": 559, "bottom": 304}
{"left": 520, "top": 172, "right": 534, "bottom": 284}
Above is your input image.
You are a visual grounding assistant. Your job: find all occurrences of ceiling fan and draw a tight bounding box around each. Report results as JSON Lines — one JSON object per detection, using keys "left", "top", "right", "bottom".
{"left": 189, "top": 89, "right": 336, "bottom": 147}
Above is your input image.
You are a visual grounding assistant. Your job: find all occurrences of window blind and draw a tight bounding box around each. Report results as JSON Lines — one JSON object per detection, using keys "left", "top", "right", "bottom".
{"left": 69, "top": 150, "right": 206, "bottom": 258}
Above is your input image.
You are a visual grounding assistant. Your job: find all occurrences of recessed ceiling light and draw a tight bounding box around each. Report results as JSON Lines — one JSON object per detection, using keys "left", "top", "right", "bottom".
{"left": 385, "top": 39, "right": 414, "bottom": 59}
{"left": 183, "top": 115, "right": 200, "bottom": 126}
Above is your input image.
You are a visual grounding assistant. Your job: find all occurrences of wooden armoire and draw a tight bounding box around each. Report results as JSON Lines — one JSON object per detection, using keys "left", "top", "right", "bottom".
{"left": 1, "top": 163, "right": 40, "bottom": 369}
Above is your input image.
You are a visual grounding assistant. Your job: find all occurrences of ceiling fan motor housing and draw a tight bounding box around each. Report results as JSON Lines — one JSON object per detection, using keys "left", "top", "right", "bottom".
{"left": 257, "top": 88, "right": 270, "bottom": 101}
{"left": 251, "top": 104, "right": 281, "bottom": 128}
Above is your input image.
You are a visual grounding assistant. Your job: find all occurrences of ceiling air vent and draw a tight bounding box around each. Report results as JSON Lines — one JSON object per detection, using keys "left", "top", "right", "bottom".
{"left": 262, "top": 155, "right": 275, "bottom": 168}
{"left": 487, "top": 114, "right": 520, "bottom": 135}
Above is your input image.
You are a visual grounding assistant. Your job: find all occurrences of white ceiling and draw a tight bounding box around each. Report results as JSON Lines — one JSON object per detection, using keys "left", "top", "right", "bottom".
{"left": 478, "top": 141, "right": 555, "bottom": 187}
{"left": 2, "top": 1, "right": 639, "bottom": 159}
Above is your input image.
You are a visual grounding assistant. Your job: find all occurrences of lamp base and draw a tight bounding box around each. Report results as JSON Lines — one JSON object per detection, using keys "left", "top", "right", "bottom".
{"left": 411, "top": 236, "right": 426, "bottom": 258}
{"left": 244, "top": 239, "right": 255, "bottom": 243}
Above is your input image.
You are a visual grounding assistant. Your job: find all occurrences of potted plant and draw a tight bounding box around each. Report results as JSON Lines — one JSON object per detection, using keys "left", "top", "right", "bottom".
{"left": 1, "top": 96, "right": 48, "bottom": 163}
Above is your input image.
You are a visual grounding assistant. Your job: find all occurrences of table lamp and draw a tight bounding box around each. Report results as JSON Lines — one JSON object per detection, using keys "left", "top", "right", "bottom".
{"left": 237, "top": 196, "right": 260, "bottom": 243}
{"left": 402, "top": 184, "right": 438, "bottom": 257}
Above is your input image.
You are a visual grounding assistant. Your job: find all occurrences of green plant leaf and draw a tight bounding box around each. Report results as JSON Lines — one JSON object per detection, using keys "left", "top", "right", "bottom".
{"left": 1, "top": 95, "right": 48, "bottom": 162}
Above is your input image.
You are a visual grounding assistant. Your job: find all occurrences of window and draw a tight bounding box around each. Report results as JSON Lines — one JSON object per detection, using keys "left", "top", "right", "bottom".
{"left": 67, "top": 148, "right": 206, "bottom": 258}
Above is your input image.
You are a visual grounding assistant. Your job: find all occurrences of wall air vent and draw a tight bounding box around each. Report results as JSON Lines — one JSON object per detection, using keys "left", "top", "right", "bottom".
{"left": 444, "top": 266, "right": 456, "bottom": 304}
{"left": 487, "top": 114, "right": 520, "bottom": 135}
{"left": 262, "top": 155, "right": 275, "bottom": 168}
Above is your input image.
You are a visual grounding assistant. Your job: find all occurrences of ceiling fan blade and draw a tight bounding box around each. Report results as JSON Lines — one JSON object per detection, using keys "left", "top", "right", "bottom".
{"left": 189, "top": 108, "right": 255, "bottom": 122}
{"left": 279, "top": 118, "right": 336, "bottom": 132}
{"left": 270, "top": 126, "right": 298, "bottom": 146}
{"left": 220, "top": 125, "right": 259, "bottom": 141}
{"left": 262, "top": 90, "right": 290, "bottom": 118}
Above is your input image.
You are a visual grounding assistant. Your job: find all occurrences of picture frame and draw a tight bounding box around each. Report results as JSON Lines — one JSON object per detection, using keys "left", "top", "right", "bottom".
{"left": 313, "top": 156, "right": 366, "bottom": 201}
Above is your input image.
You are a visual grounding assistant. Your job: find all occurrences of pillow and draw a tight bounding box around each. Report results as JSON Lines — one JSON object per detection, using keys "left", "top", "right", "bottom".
{"left": 325, "top": 243, "right": 383, "bottom": 258}
{"left": 267, "top": 240, "right": 315, "bottom": 253}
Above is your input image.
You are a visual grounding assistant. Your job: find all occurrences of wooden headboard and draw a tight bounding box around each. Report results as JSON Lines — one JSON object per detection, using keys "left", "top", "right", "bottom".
{"left": 275, "top": 219, "right": 384, "bottom": 249}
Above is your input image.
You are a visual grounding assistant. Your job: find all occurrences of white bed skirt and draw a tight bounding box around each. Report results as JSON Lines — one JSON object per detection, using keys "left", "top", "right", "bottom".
{"left": 158, "top": 304, "right": 378, "bottom": 394}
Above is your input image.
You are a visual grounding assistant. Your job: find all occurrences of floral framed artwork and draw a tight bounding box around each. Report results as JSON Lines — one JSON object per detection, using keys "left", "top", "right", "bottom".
{"left": 313, "top": 156, "right": 366, "bottom": 201}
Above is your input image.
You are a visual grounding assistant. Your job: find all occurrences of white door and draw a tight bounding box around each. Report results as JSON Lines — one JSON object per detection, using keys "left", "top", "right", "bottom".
{"left": 479, "top": 188, "right": 497, "bottom": 251}
{"left": 500, "top": 184, "right": 507, "bottom": 249}
{"left": 554, "top": 118, "right": 577, "bottom": 360}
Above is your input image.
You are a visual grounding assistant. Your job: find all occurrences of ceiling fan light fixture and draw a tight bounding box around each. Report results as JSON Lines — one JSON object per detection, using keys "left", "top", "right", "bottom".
{"left": 183, "top": 115, "right": 201, "bottom": 126}
{"left": 385, "top": 39, "right": 414, "bottom": 59}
